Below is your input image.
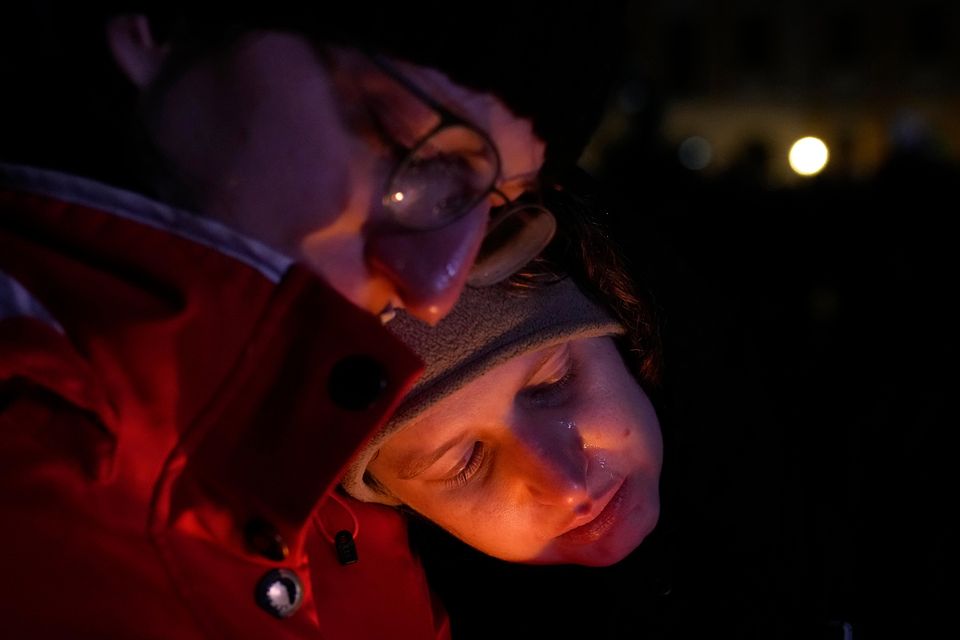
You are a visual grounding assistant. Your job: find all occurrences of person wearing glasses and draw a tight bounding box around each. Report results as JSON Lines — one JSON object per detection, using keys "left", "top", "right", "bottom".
{"left": 341, "top": 172, "right": 664, "bottom": 571}
{"left": 0, "top": 4, "right": 628, "bottom": 639}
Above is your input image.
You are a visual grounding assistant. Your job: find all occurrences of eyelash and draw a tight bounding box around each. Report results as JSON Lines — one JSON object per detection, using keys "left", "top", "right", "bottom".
{"left": 439, "top": 358, "right": 579, "bottom": 491}
{"left": 444, "top": 442, "right": 487, "bottom": 489}
{"left": 520, "top": 357, "right": 578, "bottom": 408}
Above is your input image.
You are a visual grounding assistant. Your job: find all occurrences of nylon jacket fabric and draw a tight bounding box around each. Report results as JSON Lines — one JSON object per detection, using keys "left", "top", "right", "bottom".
{"left": 0, "top": 165, "right": 449, "bottom": 639}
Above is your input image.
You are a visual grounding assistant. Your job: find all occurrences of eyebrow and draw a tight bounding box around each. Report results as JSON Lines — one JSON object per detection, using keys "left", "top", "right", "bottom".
{"left": 395, "top": 431, "right": 469, "bottom": 480}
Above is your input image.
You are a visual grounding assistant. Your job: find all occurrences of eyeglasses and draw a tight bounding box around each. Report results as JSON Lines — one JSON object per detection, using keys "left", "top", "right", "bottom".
{"left": 366, "top": 54, "right": 556, "bottom": 287}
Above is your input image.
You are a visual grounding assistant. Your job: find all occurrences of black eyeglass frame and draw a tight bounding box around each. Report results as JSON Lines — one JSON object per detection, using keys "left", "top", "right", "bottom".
{"left": 367, "top": 53, "right": 516, "bottom": 228}
{"left": 364, "top": 53, "right": 556, "bottom": 286}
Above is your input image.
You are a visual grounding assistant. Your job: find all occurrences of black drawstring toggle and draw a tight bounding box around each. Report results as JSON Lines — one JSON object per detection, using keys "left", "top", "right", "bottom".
{"left": 335, "top": 530, "right": 359, "bottom": 565}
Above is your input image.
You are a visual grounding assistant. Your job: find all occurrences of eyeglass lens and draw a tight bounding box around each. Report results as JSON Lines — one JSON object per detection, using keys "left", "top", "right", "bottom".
{"left": 383, "top": 125, "right": 499, "bottom": 230}
{"left": 467, "top": 203, "right": 557, "bottom": 287}
{"left": 369, "top": 53, "right": 555, "bottom": 286}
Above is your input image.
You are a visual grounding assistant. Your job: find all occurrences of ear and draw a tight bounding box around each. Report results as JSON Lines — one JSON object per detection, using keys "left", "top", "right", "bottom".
{"left": 104, "top": 14, "right": 170, "bottom": 89}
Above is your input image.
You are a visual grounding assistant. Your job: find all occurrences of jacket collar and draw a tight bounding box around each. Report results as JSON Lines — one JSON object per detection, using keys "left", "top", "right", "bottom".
{"left": 2, "top": 161, "right": 425, "bottom": 564}
{"left": 0, "top": 162, "right": 293, "bottom": 282}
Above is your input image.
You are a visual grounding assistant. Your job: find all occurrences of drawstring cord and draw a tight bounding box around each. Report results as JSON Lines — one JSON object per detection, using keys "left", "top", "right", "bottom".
{"left": 315, "top": 491, "right": 360, "bottom": 565}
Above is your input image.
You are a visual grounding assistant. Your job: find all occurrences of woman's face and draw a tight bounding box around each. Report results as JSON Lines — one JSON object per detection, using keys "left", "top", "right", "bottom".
{"left": 367, "top": 336, "right": 662, "bottom": 566}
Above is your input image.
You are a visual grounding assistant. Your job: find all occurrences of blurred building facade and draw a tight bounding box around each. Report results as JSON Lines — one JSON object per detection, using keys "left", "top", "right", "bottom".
{"left": 586, "top": 0, "right": 960, "bottom": 186}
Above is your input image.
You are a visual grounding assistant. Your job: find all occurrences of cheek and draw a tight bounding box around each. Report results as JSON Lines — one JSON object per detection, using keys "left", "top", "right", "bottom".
{"left": 581, "top": 389, "right": 663, "bottom": 470}
{"left": 243, "top": 90, "right": 357, "bottom": 224}
{"left": 229, "top": 35, "right": 378, "bottom": 244}
{"left": 149, "top": 37, "right": 369, "bottom": 252}
{"left": 411, "top": 491, "right": 546, "bottom": 561}
{"left": 294, "top": 146, "right": 394, "bottom": 312}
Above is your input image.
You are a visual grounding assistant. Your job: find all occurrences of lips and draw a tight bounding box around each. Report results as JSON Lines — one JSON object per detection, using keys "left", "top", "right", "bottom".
{"left": 556, "top": 481, "right": 628, "bottom": 545}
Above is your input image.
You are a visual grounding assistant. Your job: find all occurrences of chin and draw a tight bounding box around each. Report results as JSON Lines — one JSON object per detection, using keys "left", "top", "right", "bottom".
{"left": 573, "top": 533, "right": 650, "bottom": 567}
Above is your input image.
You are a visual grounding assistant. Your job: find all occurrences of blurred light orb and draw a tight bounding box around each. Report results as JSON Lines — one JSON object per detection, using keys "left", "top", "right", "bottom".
{"left": 678, "top": 136, "right": 712, "bottom": 170}
{"left": 789, "top": 137, "right": 829, "bottom": 176}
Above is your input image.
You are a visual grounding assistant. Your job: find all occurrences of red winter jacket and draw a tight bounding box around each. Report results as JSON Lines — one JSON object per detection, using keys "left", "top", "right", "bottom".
{"left": 0, "top": 164, "right": 450, "bottom": 639}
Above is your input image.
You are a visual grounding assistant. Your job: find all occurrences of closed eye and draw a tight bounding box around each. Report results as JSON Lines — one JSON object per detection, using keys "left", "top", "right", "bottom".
{"left": 518, "top": 344, "right": 578, "bottom": 408}
{"left": 443, "top": 442, "right": 487, "bottom": 489}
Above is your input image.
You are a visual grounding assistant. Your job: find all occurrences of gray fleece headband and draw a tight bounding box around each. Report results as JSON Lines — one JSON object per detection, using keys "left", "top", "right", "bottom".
{"left": 341, "top": 277, "right": 624, "bottom": 504}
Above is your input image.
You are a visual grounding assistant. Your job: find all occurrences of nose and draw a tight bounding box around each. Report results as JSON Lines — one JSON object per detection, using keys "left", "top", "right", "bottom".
{"left": 365, "top": 204, "right": 489, "bottom": 324}
{"left": 517, "top": 421, "right": 592, "bottom": 510}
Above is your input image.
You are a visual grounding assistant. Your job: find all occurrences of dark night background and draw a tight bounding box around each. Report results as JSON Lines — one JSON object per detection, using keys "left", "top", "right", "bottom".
{"left": 411, "top": 2, "right": 956, "bottom": 638}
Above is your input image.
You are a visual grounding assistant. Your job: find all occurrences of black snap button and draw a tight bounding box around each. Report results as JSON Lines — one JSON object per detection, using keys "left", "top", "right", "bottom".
{"left": 255, "top": 568, "right": 304, "bottom": 619}
{"left": 334, "top": 530, "right": 359, "bottom": 565}
{"left": 327, "top": 355, "right": 388, "bottom": 411}
{"left": 244, "top": 517, "right": 289, "bottom": 562}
